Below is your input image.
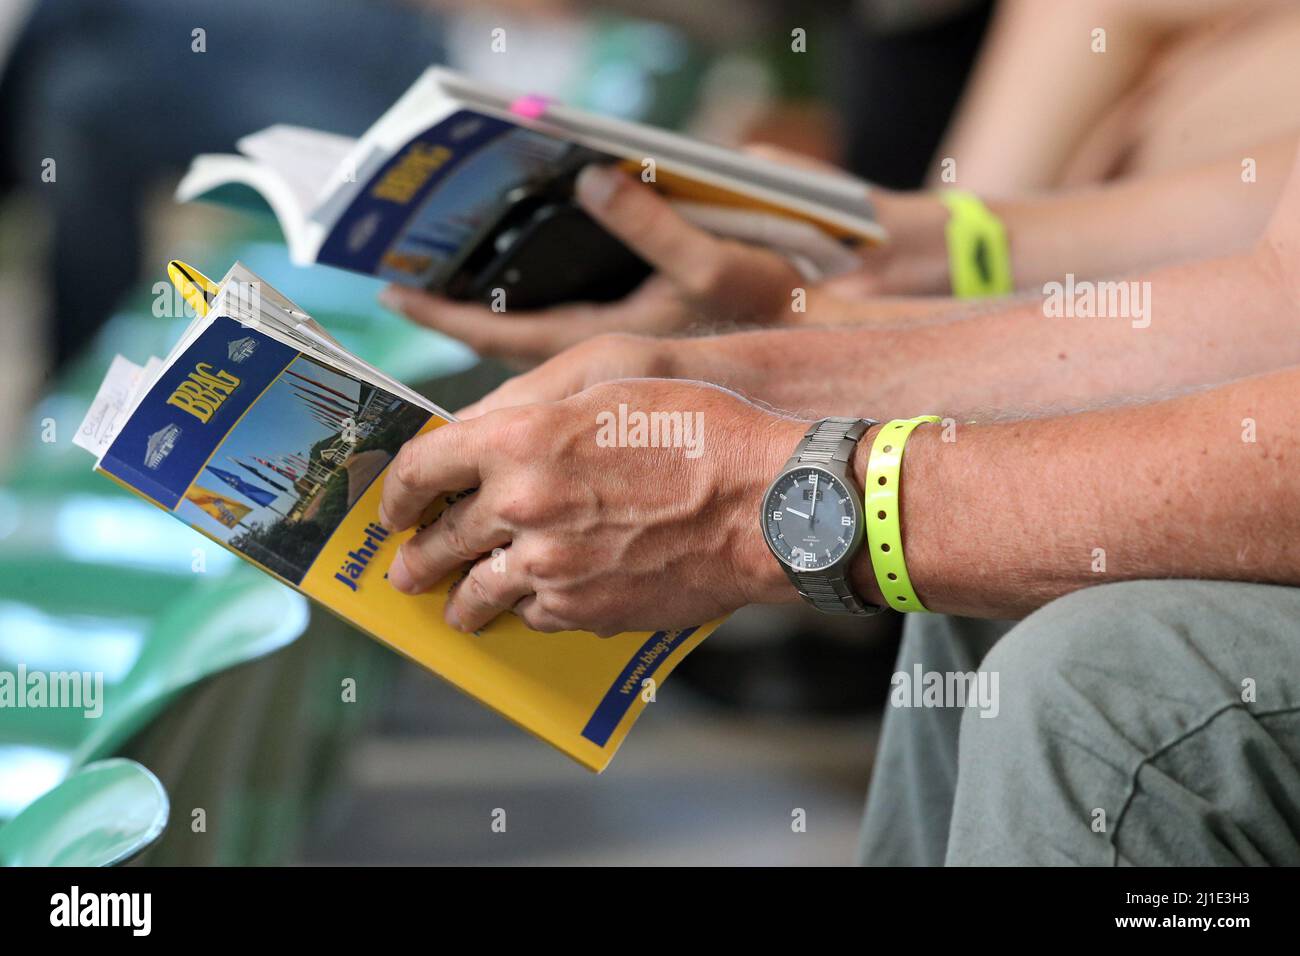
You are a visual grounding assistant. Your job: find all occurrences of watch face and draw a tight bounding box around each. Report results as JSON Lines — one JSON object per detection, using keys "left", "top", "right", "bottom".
{"left": 762, "top": 467, "right": 862, "bottom": 572}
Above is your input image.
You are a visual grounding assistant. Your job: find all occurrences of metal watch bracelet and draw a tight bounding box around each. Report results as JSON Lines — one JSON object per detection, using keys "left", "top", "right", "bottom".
{"left": 781, "top": 417, "right": 882, "bottom": 616}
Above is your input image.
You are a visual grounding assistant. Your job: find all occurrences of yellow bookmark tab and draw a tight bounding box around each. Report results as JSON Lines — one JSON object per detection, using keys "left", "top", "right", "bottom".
{"left": 167, "top": 260, "right": 220, "bottom": 317}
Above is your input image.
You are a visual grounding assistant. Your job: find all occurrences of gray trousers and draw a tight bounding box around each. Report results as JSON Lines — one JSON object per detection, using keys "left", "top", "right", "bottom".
{"left": 858, "top": 580, "right": 1300, "bottom": 865}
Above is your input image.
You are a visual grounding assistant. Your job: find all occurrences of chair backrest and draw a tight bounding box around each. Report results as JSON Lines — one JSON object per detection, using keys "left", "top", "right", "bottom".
{"left": 69, "top": 568, "right": 310, "bottom": 766}
{"left": 0, "top": 759, "right": 168, "bottom": 866}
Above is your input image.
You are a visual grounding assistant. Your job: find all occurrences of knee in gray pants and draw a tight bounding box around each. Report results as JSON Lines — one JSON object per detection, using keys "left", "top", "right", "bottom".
{"left": 945, "top": 580, "right": 1300, "bottom": 865}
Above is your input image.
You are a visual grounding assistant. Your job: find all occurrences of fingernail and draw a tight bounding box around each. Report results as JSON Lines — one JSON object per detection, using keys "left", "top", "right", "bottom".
{"left": 388, "top": 549, "right": 414, "bottom": 593}
{"left": 377, "top": 503, "right": 391, "bottom": 529}
{"left": 445, "top": 604, "right": 465, "bottom": 631}
{"left": 575, "top": 165, "right": 619, "bottom": 210}
{"left": 378, "top": 285, "right": 406, "bottom": 312}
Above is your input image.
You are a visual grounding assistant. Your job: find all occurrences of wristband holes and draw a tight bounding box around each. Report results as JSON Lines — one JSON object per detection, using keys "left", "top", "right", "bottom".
{"left": 880, "top": 543, "right": 890, "bottom": 552}
{"left": 877, "top": 476, "right": 887, "bottom": 485}
{"left": 877, "top": 510, "right": 886, "bottom": 519}
{"left": 883, "top": 445, "right": 893, "bottom": 453}
{"left": 887, "top": 572, "right": 897, "bottom": 581}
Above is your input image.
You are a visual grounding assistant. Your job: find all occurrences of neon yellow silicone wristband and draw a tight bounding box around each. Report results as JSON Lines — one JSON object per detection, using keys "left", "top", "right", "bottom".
{"left": 940, "top": 190, "right": 1013, "bottom": 299}
{"left": 866, "top": 416, "right": 939, "bottom": 613}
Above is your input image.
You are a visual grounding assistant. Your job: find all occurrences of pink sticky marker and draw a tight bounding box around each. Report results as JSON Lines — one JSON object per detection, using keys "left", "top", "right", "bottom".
{"left": 509, "top": 95, "right": 550, "bottom": 120}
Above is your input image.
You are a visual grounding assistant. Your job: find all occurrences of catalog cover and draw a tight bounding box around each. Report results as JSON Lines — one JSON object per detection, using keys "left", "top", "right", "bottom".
{"left": 314, "top": 109, "right": 576, "bottom": 286}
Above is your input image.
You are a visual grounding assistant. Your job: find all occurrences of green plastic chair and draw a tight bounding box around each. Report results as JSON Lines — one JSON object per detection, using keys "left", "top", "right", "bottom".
{"left": 0, "top": 568, "right": 308, "bottom": 820}
{"left": 0, "top": 490, "right": 237, "bottom": 588}
{"left": 0, "top": 490, "right": 244, "bottom": 765}
{"left": 70, "top": 568, "right": 309, "bottom": 766}
{"left": 0, "top": 759, "right": 168, "bottom": 866}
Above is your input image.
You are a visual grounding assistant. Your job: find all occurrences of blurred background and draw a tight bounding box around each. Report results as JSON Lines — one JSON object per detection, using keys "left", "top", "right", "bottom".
{"left": 0, "top": 0, "right": 995, "bottom": 865}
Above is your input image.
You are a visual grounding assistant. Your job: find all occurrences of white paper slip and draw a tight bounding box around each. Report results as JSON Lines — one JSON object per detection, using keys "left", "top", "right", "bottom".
{"left": 74, "top": 354, "right": 146, "bottom": 456}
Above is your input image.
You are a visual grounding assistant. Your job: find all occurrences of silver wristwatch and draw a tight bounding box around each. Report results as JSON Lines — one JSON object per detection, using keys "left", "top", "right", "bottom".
{"left": 759, "top": 417, "right": 883, "bottom": 616}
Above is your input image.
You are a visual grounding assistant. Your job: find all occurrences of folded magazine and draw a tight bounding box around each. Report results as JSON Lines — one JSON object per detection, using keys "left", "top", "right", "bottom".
{"left": 76, "top": 263, "right": 717, "bottom": 771}
{"left": 177, "top": 67, "right": 882, "bottom": 303}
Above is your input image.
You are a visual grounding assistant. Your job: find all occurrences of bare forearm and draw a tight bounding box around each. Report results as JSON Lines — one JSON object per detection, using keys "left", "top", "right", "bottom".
{"left": 675, "top": 243, "right": 1300, "bottom": 420}
{"left": 993, "top": 135, "right": 1295, "bottom": 287}
{"left": 844, "top": 364, "right": 1300, "bottom": 619}
{"left": 820, "top": 138, "right": 1293, "bottom": 307}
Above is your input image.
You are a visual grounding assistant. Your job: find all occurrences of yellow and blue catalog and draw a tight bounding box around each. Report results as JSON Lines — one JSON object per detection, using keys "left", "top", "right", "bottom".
{"left": 83, "top": 264, "right": 716, "bottom": 771}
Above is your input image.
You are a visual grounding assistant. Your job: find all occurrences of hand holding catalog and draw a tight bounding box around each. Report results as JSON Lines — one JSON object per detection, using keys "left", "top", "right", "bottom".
{"left": 71, "top": 68, "right": 881, "bottom": 772}
{"left": 75, "top": 262, "right": 719, "bottom": 771}
{"left": 177, "top": 68, "right": 884, "bottom": 308}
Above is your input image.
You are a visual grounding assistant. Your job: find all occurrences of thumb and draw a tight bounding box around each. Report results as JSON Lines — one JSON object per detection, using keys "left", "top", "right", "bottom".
{"left": 574, "top": 164, "right": 721, "bottom": 289}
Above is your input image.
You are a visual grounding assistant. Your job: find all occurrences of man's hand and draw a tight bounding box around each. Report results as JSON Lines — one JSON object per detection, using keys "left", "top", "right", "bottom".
{"left": 378, "top": 165, "right": 804, "bottom": 366}
{"left": 379, "top": 379, "right": 805, "bottom": 635}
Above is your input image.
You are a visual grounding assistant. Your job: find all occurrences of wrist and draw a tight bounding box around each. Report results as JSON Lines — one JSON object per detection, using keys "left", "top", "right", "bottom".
{"left": 850, "top": 419, "right": 942, "bottom": 611}
{"left": 868, "top": 191, "right": 952, "bottom": 295}
{"left": 731, "top": 414, "right": 808, "bottom": 606}
{"left": 849, "top": 424, "right": 888, "bottom": 608}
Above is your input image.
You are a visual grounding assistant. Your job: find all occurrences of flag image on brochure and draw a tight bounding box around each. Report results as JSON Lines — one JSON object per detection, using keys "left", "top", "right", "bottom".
{"left": 76, "top": 262, "right": 719, "bottom": 771}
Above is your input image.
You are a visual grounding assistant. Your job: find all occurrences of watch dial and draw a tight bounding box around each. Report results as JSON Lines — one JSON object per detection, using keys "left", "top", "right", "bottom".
{"left": 763, "top": 468, "right": 859, "bottom": 572}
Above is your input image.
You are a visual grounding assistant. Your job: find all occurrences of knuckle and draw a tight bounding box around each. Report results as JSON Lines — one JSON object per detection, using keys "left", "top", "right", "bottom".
{"left": 537, "top": 591, "right": 582, "bottom": 630}
{"left": 519, "top": 603, "right": 565, "bottom": 633}
{"left": 391, "top": 443, "right": 426, "bottom": 494}
{"left": 397, "top": 538, "right": 437, "bottom": 582}
{"left": 438, "top": 507, "right": 476, "bottom": 561}
{"left": 498, "top": 481, "right": 550, "bottom": 528}
{"left": 460, "top": 570, "right": 498, "bottom": 610}
{"left": 487, "top": 407, "right": 545, "bottom": 457}
{"left": 521, "top": 541, "right": 566, "bottom": 580}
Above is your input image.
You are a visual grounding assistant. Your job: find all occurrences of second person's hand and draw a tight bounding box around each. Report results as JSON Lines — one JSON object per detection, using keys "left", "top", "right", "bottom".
{"left": 378, "top": 164, "right": 806, "bottom": 367}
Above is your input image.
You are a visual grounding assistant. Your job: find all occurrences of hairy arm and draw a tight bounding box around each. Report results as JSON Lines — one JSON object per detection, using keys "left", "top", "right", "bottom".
{"left": 679, "top": 239, "right": 1297, "bottom": 420}
{"left": 390, "top": 362, "right": 1300, "bottom": 634}
{"left": 988, "top": 134, "right": 1296, "bottom": 289}
{"left": 818, "top": 363, "right": 1300, "bottom": 619}
{"left": 384, "top": 137, "right": 1293, "bottom": 359}
{"left": 813, "top": 134, "right": 1294, "bottom": 307}
{"left": 468, "top": 141, "right": 1300, "bottom": 430}
{"left": 713, "top": 138, "right": 1300, "bottom": 410}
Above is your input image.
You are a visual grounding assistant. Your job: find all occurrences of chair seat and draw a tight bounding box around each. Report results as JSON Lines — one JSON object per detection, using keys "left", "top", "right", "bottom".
{"left": 0, "top": 758, "right": 168, "bottom": 866}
